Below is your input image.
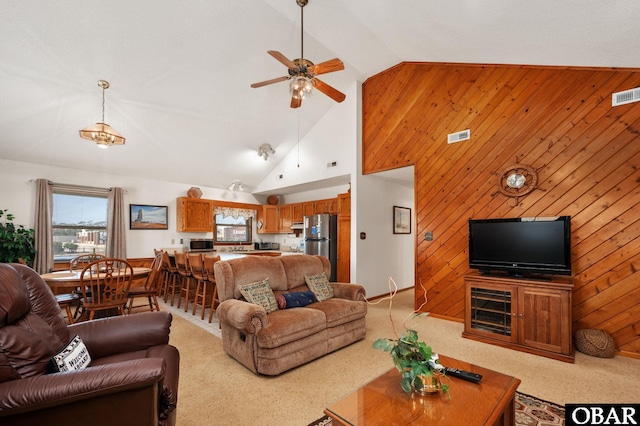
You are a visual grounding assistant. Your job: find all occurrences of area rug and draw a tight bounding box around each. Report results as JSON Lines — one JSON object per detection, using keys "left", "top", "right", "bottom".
{"left": 308, "top": 392, "right": 565, "bottom": 426}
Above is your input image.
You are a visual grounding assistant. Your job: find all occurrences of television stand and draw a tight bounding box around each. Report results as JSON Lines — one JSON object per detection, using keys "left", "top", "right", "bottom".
{"left": 462, "top": 273, "right": 575, "bottom": 363}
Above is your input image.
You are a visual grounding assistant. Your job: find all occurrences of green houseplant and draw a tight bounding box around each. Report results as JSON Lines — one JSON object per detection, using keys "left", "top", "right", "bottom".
{"left": 0, "top": 209, "right": 37, "bottom": 265}
{"left": 373, "top": 326, "right": 449, "bottom": 395}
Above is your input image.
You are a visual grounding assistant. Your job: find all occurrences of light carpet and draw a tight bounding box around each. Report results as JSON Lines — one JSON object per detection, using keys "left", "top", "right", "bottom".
{"left": 159, "top": 291, "right": 640, "bottom": 425}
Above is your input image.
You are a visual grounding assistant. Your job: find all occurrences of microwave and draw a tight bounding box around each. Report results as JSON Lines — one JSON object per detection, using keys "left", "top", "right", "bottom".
{"left": 183, "top": 238, "right": 214, "bottom": 252}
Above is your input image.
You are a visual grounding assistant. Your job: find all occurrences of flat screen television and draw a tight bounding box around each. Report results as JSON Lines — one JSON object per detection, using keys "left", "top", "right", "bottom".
{"left": 468, "top": 216, "right": 572, "bottom": 277}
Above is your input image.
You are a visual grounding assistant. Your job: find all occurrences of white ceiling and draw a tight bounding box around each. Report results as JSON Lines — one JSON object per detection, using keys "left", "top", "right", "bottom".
{"left": 1, "top": 1, "right": 639, "bottom": 194}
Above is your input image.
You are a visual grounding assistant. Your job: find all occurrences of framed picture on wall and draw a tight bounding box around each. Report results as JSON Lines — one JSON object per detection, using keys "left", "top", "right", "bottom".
{"left": 393, "top": 206, "right": 411, "bottom": 234}
{"left": 129, "top": 204, "right": 168, "bottom": 230}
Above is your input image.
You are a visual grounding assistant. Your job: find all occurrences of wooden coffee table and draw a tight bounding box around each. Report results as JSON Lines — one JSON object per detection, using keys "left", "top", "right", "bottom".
{"left": 324, "top": 355, "right": 520, "bottom": 426}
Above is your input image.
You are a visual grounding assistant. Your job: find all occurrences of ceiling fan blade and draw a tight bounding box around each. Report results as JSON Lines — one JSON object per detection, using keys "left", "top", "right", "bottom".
{"left": 268, "top": 50, "right": 297, "bottom": 70}
{"left": 313, "top": 79, "right": 346, "bottom": 103}
{"left": 309, "top": 58, "right": 344, "bottom": 76}
{"left": 250, "top": 76, "right": 290, "bottom": 88}
{"left": 290, "top": 96, "right": 302, "bottom": 109}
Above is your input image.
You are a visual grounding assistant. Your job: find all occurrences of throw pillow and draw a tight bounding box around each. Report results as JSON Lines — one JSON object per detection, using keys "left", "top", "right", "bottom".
{"left": 49, "top": 335, "right": 91, "bottom": 373}
{"left": 276, "top": 291, "right": 317, "bottom": 309}
{"left": 305, "top": 272, "right": 334, "bottom": 302}
{"left": 239, "top": 278, "right": 279, "bottom": 313}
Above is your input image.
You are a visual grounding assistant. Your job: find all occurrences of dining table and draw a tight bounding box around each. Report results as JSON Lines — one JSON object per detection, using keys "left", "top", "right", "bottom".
{"left": 41, "top": 267, "right": 152, "bottom": 292}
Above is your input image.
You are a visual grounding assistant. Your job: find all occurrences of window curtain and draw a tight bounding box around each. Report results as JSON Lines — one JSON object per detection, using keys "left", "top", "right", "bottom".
{"left": 106, "top": 187, "right": 126, "bottom": 259}
{"left": 213, "top": 207, "right": 255, "bottom": 219}
{"left": 33, "top": 178, "right": 53, "bottom": 273}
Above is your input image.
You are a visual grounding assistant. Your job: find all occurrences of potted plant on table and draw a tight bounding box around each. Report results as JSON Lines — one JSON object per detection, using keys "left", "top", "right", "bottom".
{"left": 372, "top": 279, "right": 449, "bottom": 395}
{"left": 373, "top": 323, "right": 449, "bottom": 395}
{"left": 0, "top": 209, "right": 36, "bottom": 266}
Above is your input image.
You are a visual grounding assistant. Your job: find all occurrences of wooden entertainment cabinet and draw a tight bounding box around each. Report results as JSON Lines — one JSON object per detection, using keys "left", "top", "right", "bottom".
{"left": 462, "top": 273, "right": 574, "bottom": 363}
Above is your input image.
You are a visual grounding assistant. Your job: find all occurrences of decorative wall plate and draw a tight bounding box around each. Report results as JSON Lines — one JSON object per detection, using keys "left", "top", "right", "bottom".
{"left": 498, "top": 164, "right": 539, "bottom": 198}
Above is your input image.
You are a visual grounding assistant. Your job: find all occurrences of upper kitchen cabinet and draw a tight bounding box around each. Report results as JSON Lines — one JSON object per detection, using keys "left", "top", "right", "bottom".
{"left": 278, "top": 204, "right": 292, "bottom": 232}
{"left": 177, "top": 197, "right": 213, "bottom": 232}
{"left": 337, "top": 192, "right": 351, "bottom": 216}
{"left": 257, "top": 205, "right": 279, "bottom": 234}
{"left": 314, "top": 198, "right": 338, "bottom": 215}
{"left": 292, "top": 203, "right": 304, "bottom": 223}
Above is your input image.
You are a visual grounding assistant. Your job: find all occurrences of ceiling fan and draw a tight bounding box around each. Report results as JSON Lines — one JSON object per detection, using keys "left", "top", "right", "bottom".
{"left": 250, "top": 0, "right": 346, "bottom": 109}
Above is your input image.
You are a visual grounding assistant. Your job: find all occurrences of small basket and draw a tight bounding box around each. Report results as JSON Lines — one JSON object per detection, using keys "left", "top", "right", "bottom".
{"left": 574, "top": 329, "right": 616, "bottom": 358}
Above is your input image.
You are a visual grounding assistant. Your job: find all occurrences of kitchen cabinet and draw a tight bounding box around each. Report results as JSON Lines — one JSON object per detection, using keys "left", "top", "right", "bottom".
{"left": 462, "top": 274, "right": 574, "bottom": 362}
{"left": 303, "top": 202, "right": 315, "bottom": 217}
{"left": 176, "top": 197, "right": 213, "bottom": 232}
{"left": 257, "top": 205, "right": 279, "bottom": 234}
{"left": 278, "top": 204, "right": 292, "bottom": 233}
{"left": 314, "top": 198, "right": 338, "bottom": 214}
{"left": 292, "top": 203, "right": 304, "bottom": 223}
{"left": 337, "top": 216, "right": 351, "bottom": 282}
{"left": 337, "top": 192, "right": 350, "bottom": 216}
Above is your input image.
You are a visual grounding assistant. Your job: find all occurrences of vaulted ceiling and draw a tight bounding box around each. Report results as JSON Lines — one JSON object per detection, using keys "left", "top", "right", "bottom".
{"left": 1, "top": 1, "right": 639, "bottom": 194}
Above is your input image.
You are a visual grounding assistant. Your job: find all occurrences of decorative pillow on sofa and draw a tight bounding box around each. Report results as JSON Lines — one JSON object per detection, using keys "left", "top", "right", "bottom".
{"left": 305, "top": 272, "right": 334, "bottom": 302}
{"left": 276, "top": 291, "right": 317, "bottom": 309}
{"left": 239, "top": 278, "right": 279, "bottom": 313}
{"left": 49, "top": 335, "right": 91, "bottom": 373}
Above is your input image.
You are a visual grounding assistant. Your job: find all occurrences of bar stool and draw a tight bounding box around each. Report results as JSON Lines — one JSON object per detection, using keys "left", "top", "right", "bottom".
{"left": 188, "top": 253, "right": 209, "bottom": 320}
{"left": 203, "top": 255, "right": 221, "bottom": 323}
{"left": 162, "top": 251, "right": 181, "bottom": 306}
{"left": 174, "top": 251, "right": 194, "bottom": 312}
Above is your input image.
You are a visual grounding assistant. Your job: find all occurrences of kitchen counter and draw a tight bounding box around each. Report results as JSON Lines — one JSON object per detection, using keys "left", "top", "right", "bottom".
{"left": 162, "top": 249, "right": 303, "bottom": 261}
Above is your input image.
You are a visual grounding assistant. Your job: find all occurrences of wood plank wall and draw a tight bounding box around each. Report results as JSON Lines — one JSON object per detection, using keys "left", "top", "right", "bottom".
{"left": 362, "top": 62, "right": 640, "bottom": 358}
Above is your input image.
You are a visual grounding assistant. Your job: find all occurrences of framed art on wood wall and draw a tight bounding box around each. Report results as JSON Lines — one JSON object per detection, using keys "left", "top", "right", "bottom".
{"left": 129, "top": 204, "right": 168, "bottom": 230}
{"left": 393, "top": 206, "right": 411, "bottom": 234}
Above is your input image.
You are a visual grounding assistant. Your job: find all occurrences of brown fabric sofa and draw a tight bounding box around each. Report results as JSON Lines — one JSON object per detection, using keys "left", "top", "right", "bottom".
{"left": 214, "top": 254, "right": 367, "bottom": 375}
{"left": 0, "top": 263, "right": 180, "bottom": 426}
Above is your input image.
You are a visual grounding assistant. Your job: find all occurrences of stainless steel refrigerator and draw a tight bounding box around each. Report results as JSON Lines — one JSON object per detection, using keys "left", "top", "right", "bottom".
{"left": 303, "top": 214, "right": 337, "bottom": 281}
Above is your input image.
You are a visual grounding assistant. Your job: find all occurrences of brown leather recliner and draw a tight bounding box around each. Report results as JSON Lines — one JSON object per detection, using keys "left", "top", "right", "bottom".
{"left": 0, "top": 263, "right": 180, "bottom": 426}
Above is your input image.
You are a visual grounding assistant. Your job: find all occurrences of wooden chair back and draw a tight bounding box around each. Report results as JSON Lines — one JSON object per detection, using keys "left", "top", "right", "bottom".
{"left": 79, "top": 258, "right": 133, "bottom": 321}
{"left": 161, "top": 250, "right": 178, "bottom": 273}
{"left": 70, "top": 253, "right": 106, "bottom": 271}
{"left": 174, "top": 251, "right": 191, "bottom": 278}
{"left": 187, "top": 253, "right": 207, "bottom": 282}
{"left": 203, "top": 255, "right": 221, "bottom": 283}
{"left": 145, "top": 252, "right": 164, "bottom": 291}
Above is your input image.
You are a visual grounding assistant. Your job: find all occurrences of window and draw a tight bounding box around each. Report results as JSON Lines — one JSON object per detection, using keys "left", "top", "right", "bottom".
{"left": 214, "top": 214, "right": 252, "bottom": 244}
{"left": 52, "top": 187, "right": 109, "bottom": 261}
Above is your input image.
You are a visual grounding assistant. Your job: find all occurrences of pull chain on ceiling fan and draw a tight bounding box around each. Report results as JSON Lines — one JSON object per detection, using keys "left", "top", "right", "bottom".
{"left": 250, "top": 0, "right": 346, "bottom": 109}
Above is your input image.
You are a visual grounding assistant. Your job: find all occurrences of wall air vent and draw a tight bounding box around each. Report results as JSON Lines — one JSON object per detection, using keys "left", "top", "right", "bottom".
{"left": 612, "top": 87, "right": 640, "bottom": 107}
{"left": 447, "top": 129, "right": 471, "bottom": 144}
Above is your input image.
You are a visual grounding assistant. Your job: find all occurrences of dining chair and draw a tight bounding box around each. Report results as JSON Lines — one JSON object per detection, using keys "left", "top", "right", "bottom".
{"left": 188, "top": 253, "right": 210, "bottom": 320}
{"left": 161, "top": 250, "right": 181, "bottom": 305}
{"left": 127, "top": 251, "right": 163, "bottom": 314}
{"left": 174, "top": 251, "right": 194, "bottom": 312}
{"left": 69, "top": 253, "right": 106, "bottom": 271}
{"left": 203, "top": 255, "right": 221, "bottom": 323}
{"left": 67, "top": 254, "right": 107, "bottom": 320}
{"left": 79, "top": 258, "right": 134, "bottom": 321}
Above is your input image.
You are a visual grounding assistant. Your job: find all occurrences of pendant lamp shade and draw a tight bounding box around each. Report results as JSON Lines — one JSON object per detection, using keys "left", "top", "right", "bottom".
{"left": 79, "top": 80, "right": 125, "bottom": 147}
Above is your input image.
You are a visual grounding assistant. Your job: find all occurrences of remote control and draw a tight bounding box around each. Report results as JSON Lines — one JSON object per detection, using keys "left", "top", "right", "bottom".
{"left": 444, "top": 367, "right": 482, "bottom": 383}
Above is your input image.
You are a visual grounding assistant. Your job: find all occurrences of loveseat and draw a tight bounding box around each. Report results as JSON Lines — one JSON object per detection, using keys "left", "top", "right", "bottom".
{"left": 214, "top": 254, "right": 367, "bottom": 375}
{"left": 0, "top": 263, "right": 180, "bottom": 426}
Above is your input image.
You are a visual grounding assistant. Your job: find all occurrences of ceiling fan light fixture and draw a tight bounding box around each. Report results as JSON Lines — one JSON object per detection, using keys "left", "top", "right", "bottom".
{"left": 79, "top": 80, "right": 125, "bottom": 147}
{"left": 290, "top": 76, "right": 313, "bottom": 99}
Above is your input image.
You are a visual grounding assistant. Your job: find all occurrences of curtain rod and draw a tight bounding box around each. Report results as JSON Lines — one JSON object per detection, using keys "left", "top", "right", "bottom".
{"left": 28, "top": 179, "right": 128, "bottom": 194}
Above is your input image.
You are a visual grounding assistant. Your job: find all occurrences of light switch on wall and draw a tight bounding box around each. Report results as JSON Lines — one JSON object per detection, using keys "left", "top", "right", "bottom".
{"left": 424, "top": 232, "right": 433, "bottom": 241}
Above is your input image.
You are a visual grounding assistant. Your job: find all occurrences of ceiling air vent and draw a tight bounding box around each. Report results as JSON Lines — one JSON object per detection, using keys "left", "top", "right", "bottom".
{"left": 612, "top": 87, "right": 640, "bottom": 107}
{"left": 447, "top": 129, "right": 470, "bottom": 144}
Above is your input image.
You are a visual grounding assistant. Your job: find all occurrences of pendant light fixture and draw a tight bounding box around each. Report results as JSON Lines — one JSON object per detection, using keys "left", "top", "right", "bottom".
{"left": 79, "top": 80, "right": 125, "bottom": 148}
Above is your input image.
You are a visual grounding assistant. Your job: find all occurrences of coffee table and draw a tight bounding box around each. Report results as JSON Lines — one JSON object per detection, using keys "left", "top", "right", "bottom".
{"left": 324, "top": 355, "right": 520, "bottom": 426}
